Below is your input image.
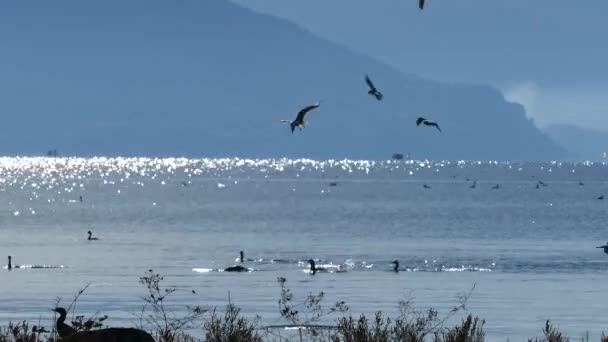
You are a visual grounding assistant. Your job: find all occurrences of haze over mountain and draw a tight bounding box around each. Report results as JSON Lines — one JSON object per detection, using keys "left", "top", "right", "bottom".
{"left": 0, "top": 0, "right": 565, "bottom": 160}
{"left": 543, "top": 124, "right": 608, "bottom": 161}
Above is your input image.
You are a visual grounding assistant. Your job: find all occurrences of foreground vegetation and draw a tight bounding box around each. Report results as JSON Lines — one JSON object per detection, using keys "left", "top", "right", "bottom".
{"left": 0, "top": 270, "right": 602, "bottom": 342}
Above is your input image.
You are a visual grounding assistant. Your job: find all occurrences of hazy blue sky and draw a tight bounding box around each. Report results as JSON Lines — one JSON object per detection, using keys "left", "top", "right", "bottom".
{"left": 232, "top": 0, "right": 608, "bottom": 130}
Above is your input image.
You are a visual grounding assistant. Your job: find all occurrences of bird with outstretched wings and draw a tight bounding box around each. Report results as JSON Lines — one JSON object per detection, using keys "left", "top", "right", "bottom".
{"left": 416, "top": 117, "right": 441, "bottom": 132}
{"left": 280, "top": 102, "right": 321, "bottom": 133}
{"left": 365, "top": 75, "right": 383, "bottom": 101}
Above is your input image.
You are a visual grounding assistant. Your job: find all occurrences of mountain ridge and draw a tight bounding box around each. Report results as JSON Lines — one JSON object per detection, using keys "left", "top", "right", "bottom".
{"left": 0, "top": 0, "right": 565, "bottom": 160}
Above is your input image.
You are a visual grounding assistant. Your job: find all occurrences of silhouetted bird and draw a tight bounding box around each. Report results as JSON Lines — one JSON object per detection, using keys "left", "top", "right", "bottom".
{"left": 281, "top": 102, "right": 320, "bottom": 133}
{"left": 470, "top": 181, "right": 477, "bottom": 189}
{"left": 492, "top": 184, "right": 500, "bottom": 189}
{"left": 391, "top": 260, "right": 400, "bottom": 273}
{"left": 87, "top": 231, "right": 99, "bottom": 241}
{"left": 53, "top": 308, "right": 77, "bottom": 338}
{"left": 392, "top": 153, "right": 404, "bottom": 160}
{"left": 598, "top": 195, "right": 604, "bottom": 200}
{"left": 224, "top": 265, "right": 249, "bottom": 272}
{"left": 423, "top": 184, "right": 432, "bottom": 189}
{"left": 597, "top": 243, "right": 608, "bottom": 255}
{"left": 7, "top": 255, "right": 16, "bottom": 270}
{"left": 329, "top": 181, "right": 338, "bottom": 187}
{"left": 307, "top": 259, "right": 327, "bottom": 275}
{"left": 365, "top": 75, "right": 383, "bottom": 101}
{"left": 54, "top": 307, "right": 155, "bottom": 342}
{"left": 419, "top": 0, "right": 425, "bottom": 10}
{"left": 237, "top": 251, "right": 254, "bottom": 263}
{"left": 579, "top": 181, "right": 585, "bottom": 186}
{"left": 416, "top": 117, "right": 441, "bottom": 132}
{"left": 79, "top": 196, "right": 83, "bottom": 202}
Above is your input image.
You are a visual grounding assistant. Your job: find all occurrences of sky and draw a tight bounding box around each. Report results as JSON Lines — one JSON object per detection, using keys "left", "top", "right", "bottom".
{"left": 231, "top": 0, "right": 608, "bottom": 130}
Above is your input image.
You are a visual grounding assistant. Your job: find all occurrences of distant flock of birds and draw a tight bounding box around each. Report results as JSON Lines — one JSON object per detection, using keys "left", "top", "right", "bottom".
{"left": 281, "top": 74, "right": 441, "bottom": 134}
{"left": 280, "top": 1, "right": 433, "bottom": 135}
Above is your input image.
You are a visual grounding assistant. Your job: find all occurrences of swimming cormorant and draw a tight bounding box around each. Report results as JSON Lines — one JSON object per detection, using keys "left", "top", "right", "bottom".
{"left": 307, "top": 259, "right": 327, "bottom": 275}
{"left": 598, "top": 195, "right": 604, "bottom": 200}
{"left": 280, "top": 102, "right": 320, "bottom": 133}
{"left": 597, "top": 243, "right": 608, "bottom": 254}
{"left": 416, "top": 117, "right": 441, "bottom": 132}
{"left": 391, "top": 260, "right": 400, "bottom": 273}
{"left": 423, "top": 184, "right": 432, "bottom": 189}
{"left": 87, "top": 231, "right": 99, "bottom": 241}
{"left": 7, "top": 256, "right": 14, "bottom": 270}
{"left": 492, "top": 184, "right": 500, "bottom": 190}
{"left": 224, "top": 265, "right": 249, "bottom": 272}
{"left": 365, "top": 75, "right": 383, "bottom": 101}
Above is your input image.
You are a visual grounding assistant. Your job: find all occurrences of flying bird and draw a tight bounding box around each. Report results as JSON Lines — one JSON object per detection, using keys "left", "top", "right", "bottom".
{"left": 281, "top": 102, "right": 320, "bottom": 133}
{"left": 365, "top": 75, "right": 383, "bottom": 101}
{"left": 416, "top": 117, "right": 441, "bottom": 132}
{"left": 419, "top": 0, "right": 425, "bottom": 10}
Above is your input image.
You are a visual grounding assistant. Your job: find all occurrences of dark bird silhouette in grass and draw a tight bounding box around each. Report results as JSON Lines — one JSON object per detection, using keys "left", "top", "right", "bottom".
{"left": 87, "top": 231, "right": 99, "bottom": 241}
{"left": 391, "top": 260, "right": 400, "bottom": 273}
{"left": 365, "top": 75, "right": 383, "bottom": 101}
{"left": 54, "top": 307, "right": 155, "bottom": 342}
{"left": 280, "top": 102, "right": 320, "bottom": 133}
{"left": 307, "top": 259, "right": 327, "bottom": 275}
{"left": 419, "top": 0, "right": 425, "bottom": 10}
{"left": 597, "top": 243, "right": 608, "bottom": 255}
{"left": 416, "top": 117, "right": 441, "bottom": 132}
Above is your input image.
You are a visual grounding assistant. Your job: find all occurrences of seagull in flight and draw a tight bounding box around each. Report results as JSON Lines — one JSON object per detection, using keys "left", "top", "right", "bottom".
{"left": 280, "top": 102, "right": 320, "bottom": 133}
{"left": 365, "top": 75, "right": 383, "bottom": 101}
{"left": 416, "top": 117, "right": 441, "bottom": 132}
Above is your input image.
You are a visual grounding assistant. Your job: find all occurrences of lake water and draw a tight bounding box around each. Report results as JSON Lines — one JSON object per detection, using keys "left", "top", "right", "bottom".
{"left": 1, "top": 157, "right": 607, "bottom": 341}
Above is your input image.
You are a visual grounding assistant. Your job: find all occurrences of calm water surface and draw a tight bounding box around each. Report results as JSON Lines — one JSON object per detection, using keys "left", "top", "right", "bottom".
{"left": 1, "top": 157, "right": 607, "bottom": 341}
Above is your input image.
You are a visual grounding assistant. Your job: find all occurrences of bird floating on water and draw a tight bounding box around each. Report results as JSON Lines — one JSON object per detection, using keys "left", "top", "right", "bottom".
{"left": 392, "top": 153, "right": 404, "bottom": 160}
{"left": 470, "top": 181, "right": 477, "bottom": 189}
{"left": 416, "top": 117, "right": 441, "bottom": 132}
{"left": 7, "top": 256, "right": 18, "bottom": 270}
{"left": 391, "top": 260, "right": 400, "bottom": 273}
{"left": 280, "top": 102, "right": 320, "bottom": 133}
{"left": 87, "top": 231, "right": 99, "bottom": 241}
{"left": 491, "top": 184, "right": 500, "bottom": 190}
{"left": 598, "top": 195, "right": 604, "bottom": 200}
{"left": 423, "top": 184, "right": 432, "bottom": 189}
{"left": 597, "top": 243, "right": 608, "bottom": 254}
{"left": 365, "top": 75, "right": 383, "bottom": 101}
{"left": 224, "top": 265, "right": 249, "bottom": 272}
{"left": 307, "top": 259, "right": 328, "bottom": 275}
